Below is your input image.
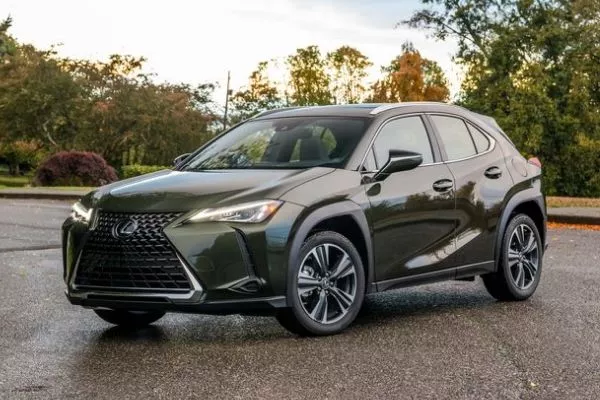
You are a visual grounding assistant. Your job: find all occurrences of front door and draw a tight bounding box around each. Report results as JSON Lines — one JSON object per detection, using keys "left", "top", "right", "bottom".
{"left": 363, "top": 115, "right": 457, "bottom": 283}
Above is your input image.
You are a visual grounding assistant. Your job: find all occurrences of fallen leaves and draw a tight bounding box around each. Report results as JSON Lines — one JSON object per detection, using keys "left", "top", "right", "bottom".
{"left": 548, "top": 222, "right": 600, "bottom": 231}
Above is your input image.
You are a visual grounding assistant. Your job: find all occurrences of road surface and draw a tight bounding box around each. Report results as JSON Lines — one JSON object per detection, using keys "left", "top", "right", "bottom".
{"left": 0, "top": 199, "right": 599, "bottom": 399}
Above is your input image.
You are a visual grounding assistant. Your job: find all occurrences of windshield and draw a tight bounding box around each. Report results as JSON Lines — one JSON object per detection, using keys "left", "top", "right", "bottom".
{"left": 181, "top": 117, "right": 370, "bottom": 170}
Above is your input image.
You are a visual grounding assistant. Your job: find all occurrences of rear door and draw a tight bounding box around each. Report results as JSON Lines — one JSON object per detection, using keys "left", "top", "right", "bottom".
{"left": 362, "top": 115, "right": 457, "bottom": 283}
{"left": 428, "top": 114, "right": 513, "bottom": 272}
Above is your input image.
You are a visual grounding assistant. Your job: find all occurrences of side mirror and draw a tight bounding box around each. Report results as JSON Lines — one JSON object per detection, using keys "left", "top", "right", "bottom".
{"left": 173, "top": 153, "right": 191, "bottom": 167}
{"left": 374, "top": 150, "right": 423, "bottom": 181}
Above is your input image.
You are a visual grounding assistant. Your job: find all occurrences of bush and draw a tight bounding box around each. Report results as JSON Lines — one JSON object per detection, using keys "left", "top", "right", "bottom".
{"left": 121, "top": 164, "right": 169, "bottom": 179}
{"left": 34, "top": 151, "right": 118, "bottom": 187}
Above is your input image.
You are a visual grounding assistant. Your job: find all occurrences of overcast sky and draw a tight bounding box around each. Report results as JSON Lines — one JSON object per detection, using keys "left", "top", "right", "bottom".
{"left": 2, "top": 0, "right": 459, "bottom": 103}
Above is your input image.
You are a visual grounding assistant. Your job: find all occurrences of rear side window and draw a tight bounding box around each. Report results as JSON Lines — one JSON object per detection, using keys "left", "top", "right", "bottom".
{"left": 372, "top": 116, "right": 434, "bottom": 168}
{"left": 467, "top": 123, "right": 491, "bottom": 153}
{"left": 431, "top": 115, "right": 476, "bottom": 160}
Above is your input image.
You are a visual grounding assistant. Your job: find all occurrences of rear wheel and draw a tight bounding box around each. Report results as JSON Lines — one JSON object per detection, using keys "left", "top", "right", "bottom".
{"left": 483, "top": 214, "right": 543, "bottom": 301}
{"left": 94, "top": 309, "right": 166, "bottom": 328}
{"left": 276, "top": 231, "right": 365, "bottom": 336}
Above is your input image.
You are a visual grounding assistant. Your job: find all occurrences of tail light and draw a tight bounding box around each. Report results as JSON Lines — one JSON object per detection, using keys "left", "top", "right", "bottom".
{"left": 527, "top": 157, "right": 542, "bottom": 168}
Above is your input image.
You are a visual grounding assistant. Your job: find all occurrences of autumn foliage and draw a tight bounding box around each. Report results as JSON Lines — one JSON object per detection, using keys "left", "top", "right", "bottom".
{"left": 370, "top": 43, "right": 449, "bottom": 103}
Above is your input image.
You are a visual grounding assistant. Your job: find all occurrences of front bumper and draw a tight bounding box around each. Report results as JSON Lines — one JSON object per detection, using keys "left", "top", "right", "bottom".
{"left": 62, "top": 202, "right": 304, "bottom": 314}
{"left": 65, "top": 290, "right": 286, "bottom": 315}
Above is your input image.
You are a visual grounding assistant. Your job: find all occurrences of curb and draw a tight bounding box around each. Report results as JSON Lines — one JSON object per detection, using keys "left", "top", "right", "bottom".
{"left": 0, "top": 191, "right": 86, "bottom": 201}
{"left": 547, "top": 214, "right": 600, "bottom": 226}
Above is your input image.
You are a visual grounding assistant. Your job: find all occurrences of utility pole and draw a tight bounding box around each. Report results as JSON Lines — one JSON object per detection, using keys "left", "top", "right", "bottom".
{"left": 223, "top": 70, "right": 231, "bottom": 131}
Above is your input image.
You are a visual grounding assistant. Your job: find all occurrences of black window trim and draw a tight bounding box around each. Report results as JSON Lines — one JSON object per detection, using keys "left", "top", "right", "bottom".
{"left": 466, "top": 121, "right": 492, "bottom": 154}
{"left": 424, "top": 112, "right": 496, "bottom": 164}
{"left": 358, "top": 113, "right": 443, "bottom": 173}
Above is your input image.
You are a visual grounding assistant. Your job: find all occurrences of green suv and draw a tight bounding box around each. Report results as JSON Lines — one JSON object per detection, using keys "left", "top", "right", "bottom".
{"left": 62, "top": 103, "right": 547, "bottom": 336}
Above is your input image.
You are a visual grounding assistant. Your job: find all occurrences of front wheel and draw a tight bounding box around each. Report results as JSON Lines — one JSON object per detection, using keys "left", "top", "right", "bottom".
{"left": 483, "top": 213, "right": 543, "bottom": 301}
{"left": 277, "top": 231, "right": 366, "bottom": 336}
{"left": 94, "top": 309, "right": 166, "bottom": 328}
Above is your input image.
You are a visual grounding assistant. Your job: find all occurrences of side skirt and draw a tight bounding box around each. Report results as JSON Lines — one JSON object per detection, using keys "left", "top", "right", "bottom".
{"left": 372, "top": 260, "right": 495, "bottom": 293}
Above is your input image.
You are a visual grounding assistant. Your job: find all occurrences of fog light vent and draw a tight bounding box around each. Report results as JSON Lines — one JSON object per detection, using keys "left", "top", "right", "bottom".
{"left": 229, "top": 278, "right": 262, "bottom": 294}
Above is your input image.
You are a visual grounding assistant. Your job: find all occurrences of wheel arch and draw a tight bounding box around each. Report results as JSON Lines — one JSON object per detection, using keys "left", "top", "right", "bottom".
{"left": 287, "top": 201, "right": 374, "bottom": 296}
{"left": 494, "top": 188, "right": 546, "bottom": 270}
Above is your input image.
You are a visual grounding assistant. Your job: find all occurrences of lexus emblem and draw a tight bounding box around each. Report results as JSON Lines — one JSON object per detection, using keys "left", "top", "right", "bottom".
{"left": 112, "top": 218, "right": 139, "bottom": 239}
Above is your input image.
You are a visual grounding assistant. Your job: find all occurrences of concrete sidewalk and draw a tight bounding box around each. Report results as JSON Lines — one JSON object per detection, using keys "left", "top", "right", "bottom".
{"left": 1, "top": 188, "right": 599, "bottom": 225}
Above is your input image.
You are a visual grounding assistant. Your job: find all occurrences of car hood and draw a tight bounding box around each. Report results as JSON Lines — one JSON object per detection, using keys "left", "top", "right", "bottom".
{"left": 82, "top": 168, "right": 333, "bottom": 212}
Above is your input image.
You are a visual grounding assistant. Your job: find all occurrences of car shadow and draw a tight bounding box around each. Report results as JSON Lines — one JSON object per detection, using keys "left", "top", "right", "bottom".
{"left": 98, "top": 325, "right": 168, "bottom": 343}
{"left": 354, "top": 285, "right": 497, "bottom": 327}
{"left": 94, "top": 283, "right": 498, "bottom": 344}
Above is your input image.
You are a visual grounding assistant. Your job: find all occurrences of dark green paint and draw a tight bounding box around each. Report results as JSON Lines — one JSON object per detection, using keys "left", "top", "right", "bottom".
{"left": 62, "top": 103, "right": 546, "bottom": 315}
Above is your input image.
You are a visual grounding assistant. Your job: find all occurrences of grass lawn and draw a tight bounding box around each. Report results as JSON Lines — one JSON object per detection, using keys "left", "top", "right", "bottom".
{"left": 0, "top": 174, "right": 93, "bottom": 192}
{"left": 0, "top": 185, "right": 94, "bottom": 192}
{"left": 0, "top": 174, "right": 31, "bottom": 187}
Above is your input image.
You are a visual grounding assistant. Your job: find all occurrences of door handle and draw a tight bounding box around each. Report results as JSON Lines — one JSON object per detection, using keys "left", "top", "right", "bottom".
{"left": 484, "top": 166, "right": 502, "bottom": 179}
{"left": 432, "top": 179, "right": 453, "bottom": 192}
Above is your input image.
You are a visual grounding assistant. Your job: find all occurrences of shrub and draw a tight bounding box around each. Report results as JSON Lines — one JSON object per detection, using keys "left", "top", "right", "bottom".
{"left": 121, "top": 164, "right": 169, "bottom": 179}
{"left": 34, "top": 151, "right": 118, "bottom": 187}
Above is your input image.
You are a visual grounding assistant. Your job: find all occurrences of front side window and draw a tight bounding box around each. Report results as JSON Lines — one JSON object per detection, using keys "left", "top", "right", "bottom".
{"left": 431, "top": 115, "right": 476, "bottom": 160}
{"left": 372, "top": 116, "right": 434, "bottom": 169}
{"left": 181, "top": 117, "right": 369, "bottom": 170}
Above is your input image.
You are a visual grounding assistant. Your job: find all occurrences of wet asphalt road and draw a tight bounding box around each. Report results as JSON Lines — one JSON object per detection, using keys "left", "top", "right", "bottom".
{"left": 0, "top": 199, "right": 599, "bottom": 399}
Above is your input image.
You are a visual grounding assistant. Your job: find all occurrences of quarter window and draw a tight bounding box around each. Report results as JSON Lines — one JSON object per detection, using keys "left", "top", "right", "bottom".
{"left": 431, "top": 115, "right": 476, "bottom": 160}
{"left": 467, "top": 123, "right": 491, "bottom": 153}
{"left": 372, "top": 116, "right": 434, "bottom": 169}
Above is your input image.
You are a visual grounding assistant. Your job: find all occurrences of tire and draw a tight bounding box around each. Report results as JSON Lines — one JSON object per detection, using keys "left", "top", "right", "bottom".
{"left": 94, "top": 309, "right": 166, "bottom": 328}
{"left": 483, "top": 213, "right": 543, "bottom": 301}
{"left": 277, "top": 231, "right": 366, "bottom": 336}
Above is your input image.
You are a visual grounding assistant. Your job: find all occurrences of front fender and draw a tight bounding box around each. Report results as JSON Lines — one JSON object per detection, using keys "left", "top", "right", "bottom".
{"left": 285, "top": 201, "right": 374, "bottom": 302}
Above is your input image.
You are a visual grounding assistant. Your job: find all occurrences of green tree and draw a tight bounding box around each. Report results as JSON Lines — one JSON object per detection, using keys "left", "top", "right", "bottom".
{"left": 326, "top": 46, "right": 372, "bottom": 104}
{"left": 0, "top": 18, "right": 217, "bottom": 172}
{"left": 64, "top": 55, "right": 216, "bottom": 167}
{"left": 369, "top": 42, "right": 450, "bottom": 102}
{"left": 287, "top": 45, "right": 332, "bottom": 106}
{"left": 230, "top": 61, "right": 285, "bottom": 122}
{"left": 0, "top": 46, "right": 84, "bottom": 150}
{"left": 406, "top": 0, "right": 600, "bottom": 196}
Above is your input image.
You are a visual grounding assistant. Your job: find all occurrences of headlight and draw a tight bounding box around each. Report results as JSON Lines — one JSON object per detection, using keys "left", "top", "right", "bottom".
{"left": 187, "top": 200, "right": 283, "bottom": 223}
{"left": 71, "top": 202, "right": 92, "bottom": 223}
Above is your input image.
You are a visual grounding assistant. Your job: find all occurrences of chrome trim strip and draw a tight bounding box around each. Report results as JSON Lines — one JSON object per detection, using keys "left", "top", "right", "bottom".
{"left": 369, "top": 103, "right": 410, "bottom": 115}
{"left": 358, "top": 112, "right": 497, "bottom": 173}
{"left": 444, "top": 136, "right": 496, "bottom": 164}
{"left": 369, "top": 102, "right": 467, "bottom": 115}
{"left": 357, "top": 113, "right": 434, "bottom": 172}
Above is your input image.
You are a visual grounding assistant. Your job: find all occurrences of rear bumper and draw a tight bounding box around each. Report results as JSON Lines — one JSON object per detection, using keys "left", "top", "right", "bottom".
{"left": 66, "top": 289, "right": 287, "bottom": 315}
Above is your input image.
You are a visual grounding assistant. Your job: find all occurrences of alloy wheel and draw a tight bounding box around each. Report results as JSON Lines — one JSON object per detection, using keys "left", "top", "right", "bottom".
{"left": 296, "top": 243, "right": 357, "bottom": 324}
{"left": 507, "top": 224, "right": 539, "bottom": 290}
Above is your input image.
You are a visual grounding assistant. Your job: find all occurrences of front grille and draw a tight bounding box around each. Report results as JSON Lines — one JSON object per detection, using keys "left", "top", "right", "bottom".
{"left": 74, "top": 211, "right": 191, "bottom": 292}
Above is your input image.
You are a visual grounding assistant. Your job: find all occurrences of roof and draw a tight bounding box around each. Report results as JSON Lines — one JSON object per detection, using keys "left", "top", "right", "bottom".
{"left": 251, "top": 102, "right": 472, "bottom": 119}
{"left": 251, "top": 102, "right": 515, "bottom": 147}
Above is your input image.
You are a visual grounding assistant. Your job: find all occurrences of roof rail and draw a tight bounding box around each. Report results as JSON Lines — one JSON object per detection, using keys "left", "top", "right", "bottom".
{"left": 252, "top": 107, "right": 303, "bottom": 119}
{"left": 369, "top": 102, "right": 456, "bottom": 115}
